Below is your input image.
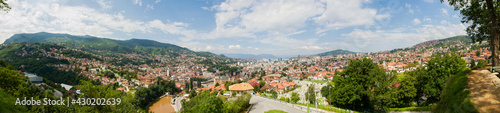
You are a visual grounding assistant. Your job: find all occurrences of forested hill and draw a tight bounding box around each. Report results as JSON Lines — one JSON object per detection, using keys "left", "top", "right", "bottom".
{"left": 3, "top": 32, "right": 215, "bottom": 56}
{"left": 316, "top": 49, "right": 357, "bottom": 57}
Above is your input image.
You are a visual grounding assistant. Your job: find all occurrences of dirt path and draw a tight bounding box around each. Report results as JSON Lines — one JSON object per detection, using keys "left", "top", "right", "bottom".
{"left": 149, "top": 96, "right": 175, "bottom": 113}
{"left": 467, "top": 70, "right": 500, "bottom": 113}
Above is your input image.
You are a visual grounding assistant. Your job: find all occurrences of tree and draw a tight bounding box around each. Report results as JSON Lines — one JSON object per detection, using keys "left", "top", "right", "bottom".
{"left": 185, "top": 82, "right": 190, "bottom": 92}
{"left": 422, "top": 53, "right": 466, "bottom": 104}
{"left": 442, "top": 0, "right": 500, "bottom": 66}
{"left": 190, "top": 79, "right": 194, "bottom": 90}
{"left": 305, "top": 84, "right": 316, "bottom": 104}
{"left": 197, "top": 80, "right": 202, "bottom": 88}
{"left": 189, "top": 90, "right": 197, "bottom": 98}
{"left": 320, "top": 85, "right": 332, "bottom": 103}
{"left": 392, "top": 75, "right": 417, "bottom": 107}
{"left": 291, "top": 92, "right": 300, "bottom": 103}
{"left": 271, "top": 91, "right": 278, "bottom": 99}
{"left": 280, "top": 72, "right": 287, "bottom": 77}
{"left": 0, "top": 0, "right": 10, "bottom": 12}
{"left": 215, "top": 82, "right": 220, "bottom": 87}
{"left": 470, "top": 59, "right": 476, "bottom": 69}
{"left": 182, "top": 91, "right": 224, "bottom": 113}
{"left": 329, "top": 58, "right": 395, "bottom": 111}
{"left": 476, "top": 50, "right": 481, "bottom": 57}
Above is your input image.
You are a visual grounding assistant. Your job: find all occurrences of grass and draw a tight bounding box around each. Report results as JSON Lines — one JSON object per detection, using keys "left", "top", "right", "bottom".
{"left": 292, "top": 103, "right": 358, "bottom": 113}
{"left": 396, "top": 72, "right": 407, "bottom": 81}
{"left": 390, "top": 106, "right": 434, "bottom": 111}
{"left": 307, "top": 80, "right": 329, "bottom": 84}
{"left": 433, "top": 69, "right": 478, "bottom": 113}
{"left": 264, "top": 110, "right": 287, "bottom": 113}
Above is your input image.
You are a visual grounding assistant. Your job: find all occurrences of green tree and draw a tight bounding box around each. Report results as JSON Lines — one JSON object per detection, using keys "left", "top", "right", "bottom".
{"left": 392, "top": 75, "right": 417, "bottom": 107}
{"left": 189, "top": 90, "right": 197, "bottom": 98}
{"left": 329, "top": 58, "right": 395, "bottom": 111}
{"left": 182, "top": 91, "right": 224, "bottom": 113}
{"left": 305, "top": 84, "right": 316, "bottom": 104}
{"left": 197, "top": 80, "right": 202, "bottom": 88}
{"left": 0, "top": 0, "right": 10, "bottom": 12}
{"left": 470, "top": 59, "right": 476, "bottom": 69}
{"left": 185, "top": 82, "right": 190, "bottom": 92}
{"left": 476, "top": 50, "right": 481, "bottom": 56}
{"left": 320, "top": 84, "right": 332, "bottom": 103}
{"left": 442, "top": 0, "right": 500, "bottom": 66}
{"left": 291, "top": 92, "right": 300, "bottom": 103}
{"left": 422, "top": 53, "right": 466, "bottom": 104}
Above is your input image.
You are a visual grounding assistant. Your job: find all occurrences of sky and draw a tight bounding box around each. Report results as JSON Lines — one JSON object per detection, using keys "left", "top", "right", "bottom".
{"left": 0, "top": 0, "right": 466, "bottom": 57}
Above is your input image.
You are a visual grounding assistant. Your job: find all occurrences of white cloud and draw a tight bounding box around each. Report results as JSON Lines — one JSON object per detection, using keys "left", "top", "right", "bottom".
{"left": 0, "top": 0, "right": 196, "bottom": 43}
{"left": 423, "top": 0, "right": 434, "bottom": 3}
{"left": 211, "top": 0, "right": 323, "bottom": 38}
{"left": 423, "top": 17, "right": 432, "bottom": 23}
{"left": 146, "top": 4, "right": 154, "bottom": 10}
{"left": 441, "top": 8, "right": 448, "bottom": 15}
{"left": 210, "top": 0, "right": 386, "bottom": 38}
{"left": 412, "top": 18, "right": 421, "bottom": 25}
{"left": 133, "top": 0, "right": 142, "bottom": 6}
{"left": 405, "top": 3, "right": 413, "bottom": 14}
{"left": 228, "top": 45, "right": 241, "bottom": 49}
{"left": 314, "top": 0, "right": 388, "bottom": 34}
{"left": 97, "top": 0, "right": 112, "bottom": 10}
{"left": 300, "top": 46, "right": 324, "bottom": 50}
{"left": 155, "top": 0, "right": 161, "bottom": 4}
{"left": 340, "top": 23, "right": 467, "bottom": 52}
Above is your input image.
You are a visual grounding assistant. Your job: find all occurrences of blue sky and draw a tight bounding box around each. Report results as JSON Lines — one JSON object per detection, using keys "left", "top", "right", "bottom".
{"left": 0, "top": 0, "right": 466, "bottom": 57}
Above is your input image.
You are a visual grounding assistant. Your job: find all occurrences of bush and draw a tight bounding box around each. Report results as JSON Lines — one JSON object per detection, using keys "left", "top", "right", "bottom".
{"left": 280, "top": 96, "right": 285, "bottom": 101}
{"left": 433, "top": 69, "right": 477, "bottom": 113}
{"left": 291, "top": 92, "right": 300, "bottom": 103}
{"left": 472, "top": 59, "right": 487, "bottom": 70}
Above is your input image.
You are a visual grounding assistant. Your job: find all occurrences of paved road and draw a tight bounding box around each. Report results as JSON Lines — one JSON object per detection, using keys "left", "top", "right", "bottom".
{"left": 249, "top": 96, "right": 305, "bottom": 113}
{"left": 172, "top": 96, "right": 184, "bottom": 112}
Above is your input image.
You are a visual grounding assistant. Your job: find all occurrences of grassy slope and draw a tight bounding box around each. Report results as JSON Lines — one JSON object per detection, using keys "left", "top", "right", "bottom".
{"left": 264, "top": 110, "right": 288, "bottom": 113}
{"left": 433, "top": 69, "right": 478, "bottom": 113}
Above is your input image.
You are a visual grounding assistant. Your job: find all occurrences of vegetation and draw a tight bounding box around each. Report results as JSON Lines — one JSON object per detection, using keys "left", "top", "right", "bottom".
{"left": 317, "top": 49, "right": 357, "bottom": 57}
{"left": 135, "top": 80, "right": 180, "bottom": 109}
{"left": 59, "top": 49, "right": 101, "bottom": 61}
{"left": 0, "top": 0, "right": 10, "bottom": 12}
{"left": 264, "top": 110, "right": 287, "bottom": 113}
{"left": 326, "top": 58, "right": 395, "bottom": 112}
{"left": 291, "top": 92, "right": 300, "bottom": 103}
{"left": 442, "top": 0, "right": 500, "bottom": 66}
{"left": 181, "top": 91, "right": 251, "bottom": 113}
{"left": 389, "top": 106, "right": 434, "bottom": 111}
{"left": 413, "top": 53, "right": 466, "bottom": 105}
{"left": 307, "top": 80, "right": 328, "bottom": 84}
{"left": 471, "top": 59, "right": 487, "bottom": 70}
{"left": 433, "top": 69, "right": 478, "bottom": 113}
{"left": 304, "top": 84, "right": 316, "bottom": 104}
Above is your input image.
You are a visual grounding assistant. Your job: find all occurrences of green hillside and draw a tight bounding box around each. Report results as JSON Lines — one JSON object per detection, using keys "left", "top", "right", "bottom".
{"left": 3, "top": 32, "right": 193, "bottom": 56}
{"left": 316, "top": 49, "right": 357, "bottom": 57}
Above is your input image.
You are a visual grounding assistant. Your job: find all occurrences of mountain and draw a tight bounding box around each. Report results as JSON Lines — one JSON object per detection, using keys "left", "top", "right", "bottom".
{"left": 412, "top": 35, "right": 471, "bottom": 48}
{"left": 316, "top": 49, "right": 357, "bottom": 57}
{"left": 3, "top": 32, "right": 204, "bottom": 56}
{"left": 223, "top": 53, "right": 277, "bottom": 59}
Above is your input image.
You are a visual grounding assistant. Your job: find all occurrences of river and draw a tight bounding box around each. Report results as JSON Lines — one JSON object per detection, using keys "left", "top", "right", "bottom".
{"left": 148, "top": 96, "right": 175, "bottom": 113}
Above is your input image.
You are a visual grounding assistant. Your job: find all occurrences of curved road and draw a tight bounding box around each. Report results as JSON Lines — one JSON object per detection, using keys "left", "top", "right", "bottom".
{"left": 248, "top": 96, "right": 305, "bottom": 113}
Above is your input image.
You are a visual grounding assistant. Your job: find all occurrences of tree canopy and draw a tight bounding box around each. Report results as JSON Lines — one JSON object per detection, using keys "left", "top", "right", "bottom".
{"left": 328, "top": 58, "right": 395, "bottom": 111}
{"left": 442, "top": 0, "right": 500, "bottom": 66}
